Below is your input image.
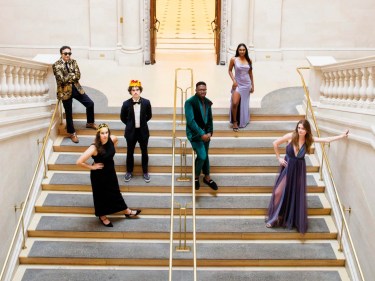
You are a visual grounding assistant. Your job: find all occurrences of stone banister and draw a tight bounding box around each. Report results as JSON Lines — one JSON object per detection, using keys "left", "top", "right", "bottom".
{"left": 312, "top": 56, "right": 375, "bottom": 113}
{"left": 0, "top": 53, "right": 51, "bottom": 105}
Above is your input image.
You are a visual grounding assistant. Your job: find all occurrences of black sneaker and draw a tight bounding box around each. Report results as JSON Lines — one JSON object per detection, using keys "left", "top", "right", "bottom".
{"left": 124, "top": 172, "right": 132, "bottom": 182}
{"left": 143, "top": 173, "right": 151, "bottom": 183}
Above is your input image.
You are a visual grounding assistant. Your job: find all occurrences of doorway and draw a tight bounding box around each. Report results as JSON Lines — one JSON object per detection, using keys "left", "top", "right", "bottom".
{"left": 150, "top": 0, "right": 221, "bottom": 64}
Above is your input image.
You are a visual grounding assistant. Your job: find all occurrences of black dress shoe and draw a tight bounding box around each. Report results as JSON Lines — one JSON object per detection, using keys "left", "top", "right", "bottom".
{"left": 203, "top": 178, "right": 218, "bottom": 190}
{"left": 125, "top": 209, "right": 141, "bottom": 218}
{"left": 99, "top": 217, "right": 113, "bottom": 227}
{"left": 195, "top": 178, "right": 200, "bottom": 190}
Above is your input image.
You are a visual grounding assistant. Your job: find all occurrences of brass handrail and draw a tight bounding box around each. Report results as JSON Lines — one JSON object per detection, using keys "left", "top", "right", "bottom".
{"left": 297, "top": 67, "right": 365, "bottom": 281}
{"left": 0, "top": 100, "right": 61, "bottom": 281}
{"left": 169, "top": 68, "right": 197, "bottom": 281}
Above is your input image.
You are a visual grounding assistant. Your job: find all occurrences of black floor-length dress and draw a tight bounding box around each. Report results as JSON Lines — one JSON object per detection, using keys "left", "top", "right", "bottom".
{"left": 90, "top": 138, "right": 127, "bottom": 216}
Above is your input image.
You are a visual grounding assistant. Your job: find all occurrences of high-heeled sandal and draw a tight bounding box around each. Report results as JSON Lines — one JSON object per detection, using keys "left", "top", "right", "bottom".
{"left": 99, "top": 216, "right": 113, "bottom": 227}
{"left": 233, "top": 121, "right": 239, "bottom": 132}
{"left": 125, "top": 209, "right": 141, "bottom": 218}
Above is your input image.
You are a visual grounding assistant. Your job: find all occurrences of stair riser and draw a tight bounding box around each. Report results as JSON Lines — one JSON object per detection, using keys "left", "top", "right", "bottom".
{"left": 72, "top": 113, "right": 304, "bottom": 121}
{"left": 60, "top": 129, "right": 291, "bottom": 137}
{"left": 19, "top": 257, "right": 345, "bottom": 267}
{"left": 47, "top": 165, "right": 320, "bottom": 173}
{"left": 41, "top": 185, "right": 325, "bottom": 193}
{"left": 54, "top": 147, "right": 291, "bottom": 155}
{"left": 34, "top": 207, "right": 331, "bottom": 216}
{"left": 28, "top": 231, "right": 337, "bottom": 240}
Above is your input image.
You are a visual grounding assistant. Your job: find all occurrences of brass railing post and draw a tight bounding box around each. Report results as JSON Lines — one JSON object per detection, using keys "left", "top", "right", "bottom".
{"left": 339, "top": 205, "right": 352, "bottom": 252}
{"left": 176, "top": 138, "right": 190, "bottom": 182}
{"left": 14, "top": 202, "right": 26, "bottom": 250}
{"left": 319, "top": 143, "right": 325, "bottom": 181}
{"left": 174, "top": 68, "right": 194, "bottom": 127}
{"left": 37, "top": 137, "right": 48, "bottom": 179}
{"left": 169, "top": 68, "right": 196, "bottom": 281}
{"left": 175, "top": 202, "right": 191, "bottom": 252}
{"left": 178, "top": 86, "right": 191, "bottom": 125}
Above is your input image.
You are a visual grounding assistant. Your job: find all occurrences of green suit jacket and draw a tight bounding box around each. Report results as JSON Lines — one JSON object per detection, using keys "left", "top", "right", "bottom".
{"left": 184, "top": 94, "right": 213, "bottom": 142}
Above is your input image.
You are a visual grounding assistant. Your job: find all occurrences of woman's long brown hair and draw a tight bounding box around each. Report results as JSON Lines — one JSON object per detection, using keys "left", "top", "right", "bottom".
{"left": 291, "top": 119, "right": 313, "bottom": 154}
{"left": 94, "top": 124, "right": 111, "bottom": 155}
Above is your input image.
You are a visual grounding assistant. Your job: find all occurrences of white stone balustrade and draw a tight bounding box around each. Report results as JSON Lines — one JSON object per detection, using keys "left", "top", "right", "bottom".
{"left": 0, "top": 54, "right": 50, "bottom": 105}
{"left": 319, "top": 56, "right": 375, "bottom": 111}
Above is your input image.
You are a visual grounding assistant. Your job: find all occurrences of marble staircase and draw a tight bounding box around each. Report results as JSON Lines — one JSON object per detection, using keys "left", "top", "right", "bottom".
{"left": 12, "top": 111, "right": 350, "bottom": 281}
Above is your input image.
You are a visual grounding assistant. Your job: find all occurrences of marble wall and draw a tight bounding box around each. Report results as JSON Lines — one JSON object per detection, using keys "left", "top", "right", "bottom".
{"left": 0, "top": 0, "right": 374, "bottom": 63}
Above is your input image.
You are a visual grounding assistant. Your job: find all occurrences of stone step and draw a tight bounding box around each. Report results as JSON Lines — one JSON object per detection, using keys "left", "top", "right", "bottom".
{"left": 157, "top": 38, "right": 213, "bottom": 44}
{"left": 72, "top": 106, "right": 303, "bottom": 117}
{"left": 13, "top": 265, "right": 350, "bottom": 281}
{"left": 34, "top": 192, "right": 331, "bottom": 216}
{"left": 54, "top": 136, "right": 315, "bottom": 155}
{"left": 72, "top": 112, "right": 304, "bottom": 122}
{"left": 42, "top": 172, "right": 325, "bottom": 193}
{"left": 19, "top": 239, "right": 346, "bottom": 267}
{"left": 28, "top": 214, "right": 337, "bottom": 240}
{"left": 58, "top": 120, "right": 297, "bottom": 137}
{"left": 48, "top": 153, "right": 320, "bottom": 173}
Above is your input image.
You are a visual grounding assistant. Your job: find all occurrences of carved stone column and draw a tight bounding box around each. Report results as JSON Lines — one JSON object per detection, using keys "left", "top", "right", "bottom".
{"left": 117, "top": 0, "right": 143, "bottom": 65}
{"left": 227, "top": 0, "right": 253, "bottom": 59}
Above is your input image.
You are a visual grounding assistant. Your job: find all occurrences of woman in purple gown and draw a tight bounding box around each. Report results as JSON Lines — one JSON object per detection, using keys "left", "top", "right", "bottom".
{"left": 228, "top": 43, "right": 254, "bottom": 131}
{"left": 266, "top": 120, "right": 349, "bottom": 233}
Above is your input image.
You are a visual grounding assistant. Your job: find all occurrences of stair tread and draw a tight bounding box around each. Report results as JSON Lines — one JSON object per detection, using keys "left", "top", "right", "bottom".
{"left": 16, "top": 267, "right": 347, "bottom": 281}
{"left": 22, "top": 240, "right": 344, "bottom": 261}
{"left": 44, "top": 172, "right": 321, "bottom": 188}
{"left": 31, "top": 215, "right": 333, "bottom": 234}
{"left": 37, "top": 193, "right": 327, "bottom": 210}
{"left": 68, "top": 120, "right": 297, "bottom": 132}
{"left": 50, "top": 153, "right": 316, "bottom": 168}
{"left": 58, "top": 136, "right": 286, "bottom": 149}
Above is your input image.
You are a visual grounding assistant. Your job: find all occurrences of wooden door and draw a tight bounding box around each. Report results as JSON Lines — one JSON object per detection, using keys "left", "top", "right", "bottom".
{"left": 150, "top": 0, "right": 159, "bottom": 64}
{"left": 213, "top": 0, "right": 221, "bottom": 65}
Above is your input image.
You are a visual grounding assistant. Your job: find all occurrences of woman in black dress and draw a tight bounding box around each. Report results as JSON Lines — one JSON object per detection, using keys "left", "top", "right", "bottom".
{"left": 77, "top": 123, "right": 141, "bottom": 227}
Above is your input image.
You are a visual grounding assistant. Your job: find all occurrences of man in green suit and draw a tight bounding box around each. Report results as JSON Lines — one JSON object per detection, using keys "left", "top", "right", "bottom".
{"left": 184, "top": 81, "right": 218, "bottom": 191}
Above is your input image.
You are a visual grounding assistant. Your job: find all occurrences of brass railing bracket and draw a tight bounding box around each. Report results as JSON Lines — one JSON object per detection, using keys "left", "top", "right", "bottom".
{"left": 175, "top": 202, "right": 192, "bottom": 252}
{"left": 176, "top": 138, "right": 191, "bottom": 182}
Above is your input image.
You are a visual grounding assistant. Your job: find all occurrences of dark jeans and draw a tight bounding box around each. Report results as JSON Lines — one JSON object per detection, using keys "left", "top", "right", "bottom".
{"left": 62, "top": 86, "right": 94, "bottom": 134}
{"left": 125, "top": 128, "right": 149, "bottom": 173}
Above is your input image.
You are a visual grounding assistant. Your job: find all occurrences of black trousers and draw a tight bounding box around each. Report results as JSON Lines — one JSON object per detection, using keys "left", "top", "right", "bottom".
{"left": 125, "top": 128, "right": 149, "bottom": 173}
{"left": 62, "top": 86, "right": 95, "bottom": 134}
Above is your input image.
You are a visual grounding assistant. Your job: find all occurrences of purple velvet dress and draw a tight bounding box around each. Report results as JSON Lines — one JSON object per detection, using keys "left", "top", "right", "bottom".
{"left": 230, "top": 57, "right": 252, "bottom": 128}
{"left": 266, "top": 142, "right": 308, "bottom": 233}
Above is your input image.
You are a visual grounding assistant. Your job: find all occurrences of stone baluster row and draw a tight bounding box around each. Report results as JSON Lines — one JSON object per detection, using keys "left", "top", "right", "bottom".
{"left": 0, "top": 63, "right": 49, "bottom": 105}
{"left": 320, "top": 66, "right": 375, "bottom": 109}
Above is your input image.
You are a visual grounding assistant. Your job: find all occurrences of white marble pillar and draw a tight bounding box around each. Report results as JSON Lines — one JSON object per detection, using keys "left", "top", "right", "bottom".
{"left": 117, "top": 0, "right": 143, "bottom": 66}
{"left": 228, "top": 0, "right": 251, "bottom": 56}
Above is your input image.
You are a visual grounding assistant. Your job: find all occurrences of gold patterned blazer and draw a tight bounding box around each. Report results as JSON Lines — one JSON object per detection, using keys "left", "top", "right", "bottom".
{"left": 52, "top": 58, "right": 85, "bottom": 100}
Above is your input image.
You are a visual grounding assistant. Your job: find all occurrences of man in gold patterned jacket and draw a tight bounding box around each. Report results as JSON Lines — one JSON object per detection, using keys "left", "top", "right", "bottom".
{"left": 52, "top": 45, "right": 97, "bottom": 143}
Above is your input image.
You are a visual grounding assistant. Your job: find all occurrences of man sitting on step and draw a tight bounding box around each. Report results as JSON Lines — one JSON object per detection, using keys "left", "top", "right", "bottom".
{"left": 52, "top": 45, "right": 97, "bottom": 143}
{"left": 184, "top": 81, "right": 218, "bottom": 191}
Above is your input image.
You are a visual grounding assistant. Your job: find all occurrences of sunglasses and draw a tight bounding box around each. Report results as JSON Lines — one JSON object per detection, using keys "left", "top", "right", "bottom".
{"left": 62, "top": 52, "right": 72, "bottom": 56}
